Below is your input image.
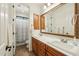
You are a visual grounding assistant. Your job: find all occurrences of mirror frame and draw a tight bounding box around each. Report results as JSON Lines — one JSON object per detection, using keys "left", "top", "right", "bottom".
{"left": 40, "top": 4, "right": 76, "bottom": 38}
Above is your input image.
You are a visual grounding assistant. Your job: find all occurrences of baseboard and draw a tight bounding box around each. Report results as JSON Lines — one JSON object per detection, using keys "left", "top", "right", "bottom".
{"left": 16, "top": 43, "right": 26, "bottom": 46}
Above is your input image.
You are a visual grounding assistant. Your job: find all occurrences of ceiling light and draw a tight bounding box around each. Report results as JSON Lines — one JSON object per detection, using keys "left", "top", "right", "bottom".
{"left": 47, "top": 3, "right": 51, "bottom": 6}
{"left": 44, "top": 5, "right": 47, "bottom": 9}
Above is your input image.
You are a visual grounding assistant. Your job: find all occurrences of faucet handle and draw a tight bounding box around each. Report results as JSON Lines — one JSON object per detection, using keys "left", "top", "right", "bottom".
{"left": 61, "top": 39, "right": 64, "bottom": 42}
{"left": 61, "top": 39, "right": 68, "bottom": 43}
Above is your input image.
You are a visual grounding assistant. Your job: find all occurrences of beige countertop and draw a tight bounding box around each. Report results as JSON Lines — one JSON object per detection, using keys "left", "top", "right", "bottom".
{"left": 32, "top": 34, "right": 79, "bottom": 56}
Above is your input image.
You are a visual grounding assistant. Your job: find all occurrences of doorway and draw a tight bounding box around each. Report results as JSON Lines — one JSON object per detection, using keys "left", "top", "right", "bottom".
{"left": 16, "top": 16, "right": 29, "bottom": 46}
{"left": 15, "top": 4, "right": 30, "bottom": 56}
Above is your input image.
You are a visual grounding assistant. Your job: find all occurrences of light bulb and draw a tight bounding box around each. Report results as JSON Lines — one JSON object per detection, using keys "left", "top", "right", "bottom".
{"left": 44, "top": 5, "right": 47, "bottom": 9}
{"left": 47, "top": 3, "right": 51, "bottom": 6}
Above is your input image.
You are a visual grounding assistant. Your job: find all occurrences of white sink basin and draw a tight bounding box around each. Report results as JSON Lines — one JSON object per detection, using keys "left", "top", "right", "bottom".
{"left": 48, "top": 40, "right": 79, "bottom": 55}
{"left": 51, "top": 41, "right": 74, "bottom": 50}
{"left": 40, "top": 36, "right": 60, "bottom": 42}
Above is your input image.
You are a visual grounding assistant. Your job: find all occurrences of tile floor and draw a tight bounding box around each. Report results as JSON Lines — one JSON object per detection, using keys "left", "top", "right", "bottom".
{"left": 15, "top": 44, "right": 35, "bottom": 56}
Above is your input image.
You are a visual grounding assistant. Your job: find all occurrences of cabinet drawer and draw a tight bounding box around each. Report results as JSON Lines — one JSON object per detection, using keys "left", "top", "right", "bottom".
{"left": 46, "top": 45, "right": 65, "bottom": 56}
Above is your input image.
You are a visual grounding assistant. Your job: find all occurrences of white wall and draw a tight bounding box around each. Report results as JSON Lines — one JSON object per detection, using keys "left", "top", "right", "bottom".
{"left": 41, "top": 3, "right": 61, "bottom": 14}
{"left": 0, "top": 4, "right": 7, "bottom": 56}
{"left": 16, "top": 4, "right": 29, "bottom": 17}
{"left": 27, "top": 4, "right": 42, "bottom": 51}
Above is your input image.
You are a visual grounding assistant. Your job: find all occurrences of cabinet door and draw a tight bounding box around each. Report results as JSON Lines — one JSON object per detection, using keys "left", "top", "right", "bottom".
{"left": 32, "top": 37, "right": 38, "bottom": 55}
{"left": 37, "top": 41, "right": 46, "bottom": 56}
{"left": 32, "top": 37, "right": 46, "bottom": 56}
{"left": 38, "top": 48, "right": 45, "bottom": 56}
{"left": 46, "top": 45, "right": 65, "bottom": 56}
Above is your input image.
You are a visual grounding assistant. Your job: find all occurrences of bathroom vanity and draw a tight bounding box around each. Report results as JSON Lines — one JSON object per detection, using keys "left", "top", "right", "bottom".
{"left": 32, "top": 3, "right": 79, "bottom": 56}
{"left": 32, "top": 37, "right": 65, "bottom": 56}
{"left": 32, "top": 34, "right": 79, "bottom": 56}
{"left": 32, "top": 37, "right": 46, "bottom": 56}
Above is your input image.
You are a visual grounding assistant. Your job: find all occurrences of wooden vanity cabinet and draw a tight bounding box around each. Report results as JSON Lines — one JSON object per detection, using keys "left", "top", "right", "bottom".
{"left": 37, "top": 40, "right": 46, "bottom": 56}
{"left": 32, "top": 37, "right": 46, "bottom": 56}
{"left": 32, "top": 37, "right": 65, "bottom": 56}
{"left": 32, "top": 37, "right": 38, "bottom": 55}
{"left": 46, "top": 45, "right": 65, "bottom": 56}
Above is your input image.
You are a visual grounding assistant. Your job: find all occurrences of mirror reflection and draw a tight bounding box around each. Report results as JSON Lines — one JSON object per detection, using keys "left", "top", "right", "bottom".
{"left": 41, "top": 3, "right": 75, "bottom": 36}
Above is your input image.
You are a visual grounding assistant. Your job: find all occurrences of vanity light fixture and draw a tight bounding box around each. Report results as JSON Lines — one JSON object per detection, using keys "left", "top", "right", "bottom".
{"left": 47, "top": 3, "right": 51, "bottom": 6}
{"left": 44, "top": 5, "right": 47, "bottom": 9}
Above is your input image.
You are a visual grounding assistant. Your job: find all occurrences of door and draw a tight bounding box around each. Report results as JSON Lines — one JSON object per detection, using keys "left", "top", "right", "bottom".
{"left": 11, "top": 4, "right": 16, "bottom": 55}
{"left": 0, "top": 4, "right": 16, "bottom": 56}
{"left": 0, "top": 3, "right": 13, "bottom": 56}
{"left": 6, "top": 4, "right": 16, "bottom": 56}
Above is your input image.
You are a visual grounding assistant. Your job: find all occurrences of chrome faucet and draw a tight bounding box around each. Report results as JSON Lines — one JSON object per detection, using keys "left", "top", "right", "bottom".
{"left": 39, "top": 33, "right": 43, "bottom": 36}
{"left": 61, "top": 39, "right": 68, "bottom": 43}
{"left": 62, "top": 26, "right": 64, "bottom": 34}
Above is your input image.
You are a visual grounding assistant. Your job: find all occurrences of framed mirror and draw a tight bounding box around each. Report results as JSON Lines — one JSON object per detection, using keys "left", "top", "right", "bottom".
{"left": 40, "top": 3, "right": 76, "bottom": 38}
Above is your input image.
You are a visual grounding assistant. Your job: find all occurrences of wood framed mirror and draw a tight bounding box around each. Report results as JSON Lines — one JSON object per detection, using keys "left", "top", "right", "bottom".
{"left": 40, "top": 3, "right": 79, "bottom": 38}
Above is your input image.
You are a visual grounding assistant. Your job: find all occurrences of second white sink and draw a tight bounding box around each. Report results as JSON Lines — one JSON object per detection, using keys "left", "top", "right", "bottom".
{"left": 51, "top": 41, "right": 74, "bottom": 50}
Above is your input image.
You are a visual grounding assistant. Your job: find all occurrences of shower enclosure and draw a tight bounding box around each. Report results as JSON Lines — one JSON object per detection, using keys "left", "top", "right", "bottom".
{"left": 16, "top": 16, "right": 29, "bottom": 46}
{"left": 15, "top": 4, "right": 29, "bottom": 46}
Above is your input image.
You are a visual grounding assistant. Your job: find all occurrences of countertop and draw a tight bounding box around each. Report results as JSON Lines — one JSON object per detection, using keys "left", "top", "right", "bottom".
{"left": 32, "top": 34, "right": 79, "bottom": 56}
